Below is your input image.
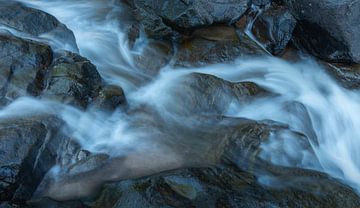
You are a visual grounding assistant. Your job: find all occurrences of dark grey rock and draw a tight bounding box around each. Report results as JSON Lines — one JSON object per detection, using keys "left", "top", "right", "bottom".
{"left": 0, "top": 116, "right": 68, "bottom": 205}
{"left": 130, "top": 0, "right": 251, "bottom": 38}
{"left": 0, "top": 34, "right": 53, "bottom": 104}
{"left": 0, "top": 1, "right": 78, "bottom": 52}
{"left": 252, "top": 4, "right": 296, "bottom": 55}
{"left": 285, "top": 0, "right": 360, "bottom": 63}
{"left": 41, "top": 51, "right": 103, "bottom": 108}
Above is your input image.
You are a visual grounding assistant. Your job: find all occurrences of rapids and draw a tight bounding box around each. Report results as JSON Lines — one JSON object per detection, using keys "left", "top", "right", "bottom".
{"left": 7, "top": 0, "right": 360, "bottom": 196}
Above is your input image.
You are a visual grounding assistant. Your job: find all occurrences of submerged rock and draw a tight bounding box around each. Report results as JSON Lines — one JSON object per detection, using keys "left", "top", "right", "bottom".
{"left": 169, "top": 72, "right": 266, "bottom": 115}
{"left": 0, "top": 1, "right": 78, "bottom": 52}
{"left": 285, "top": 0, "right": 360, "bottom": 63}
{"left": 129, "top": 0, "right": 251, "bottom": 38}
{"left": 133, "top": 40, "right": 173, "bottom": 76}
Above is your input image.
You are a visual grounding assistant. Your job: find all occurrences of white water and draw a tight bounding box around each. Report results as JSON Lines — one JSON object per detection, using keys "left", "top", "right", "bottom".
{"left": 5, "top": 0, "right": 360, "bottom": 196}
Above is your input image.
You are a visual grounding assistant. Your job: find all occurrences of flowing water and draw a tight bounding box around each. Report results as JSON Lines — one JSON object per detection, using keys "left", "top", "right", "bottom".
{"left": 6, "top": 0, "right": 360, "bottom": 198}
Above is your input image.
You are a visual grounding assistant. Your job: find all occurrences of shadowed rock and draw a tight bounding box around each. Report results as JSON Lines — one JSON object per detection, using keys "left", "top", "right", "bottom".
{"left": 285, "top": 0, "right": 360, "bottom": 63}
{"left": 0, "top": 1, "right": 78, "bottom": 52}
{"left": 0, "top": 34, "right": 53, "bottom": 105}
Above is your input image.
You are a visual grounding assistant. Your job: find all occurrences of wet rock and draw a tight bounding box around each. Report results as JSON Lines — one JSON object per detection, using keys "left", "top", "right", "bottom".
{"left": 129, "top": 0, "right": 251, "bottom": 38}
{"left": 93, "top": 85, "right": 126, "bottom": 111}
{"left": 0, "top": 34, "right": 125, "bottom": 110}
{"left": 252, "top": 4, "right": 296, "bottom": 55}
{"left": 41, "top": 51, "right": 103, "bottom": 108}
{"left": 87, "top": 166, "right": 360, "bottom": 208}
{"left": 169, "top": 72, "right": 266, "bottom": 115}
{"left": 252, "top": 0, "right": 272, "bottom": 7}
{"left": 285, "top": 0, "right": 360, "bottom": 63}
{"left": 0, "top": 34, "right": 52, "bottom": 104}
{"left": 68, "top": 118, "right": 359, "bottom": 208}
{"left": 0, "top": 116, "right": 68, "bottom": 205}
{"left": 133, "top": 40, "right": 173, "bottom": 76}
{"left": 0, "top": 1, "right": 78, "bottom": 52}
{"left": 324, "top": 63, "right": 360, "bottom": 89}
{"left": 175, "top": 26, "right": 265, "bottom": 67}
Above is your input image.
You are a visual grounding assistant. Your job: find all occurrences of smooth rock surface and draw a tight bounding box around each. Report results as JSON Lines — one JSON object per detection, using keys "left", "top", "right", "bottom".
{"left": 285, "top": 0, "right": 360, "bottom": 63}
{"left": 0, "top": 1, "right": 78, "bottom": 52}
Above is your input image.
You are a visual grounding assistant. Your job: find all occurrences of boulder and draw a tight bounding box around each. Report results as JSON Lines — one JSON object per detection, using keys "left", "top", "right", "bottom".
{"left": 0, "top": 34, "right": 126, "bottom": 109}
{"left": 0, "top": 1, "right": 78, "bottom": 52}
{"left": 0, "top": 116, "right": 69, "bottom": 205}
{"left": 130, "top": 0, "right": 251, "bottom": 38}
{"left": 0, "top": 34, "right": 52, "bottom": 104}
{"left": 251, "top": 4, "right": 296, "bottom": 55}
{"left": 42, "top": 51, "right": 126, "bottom": 109}
{"left": 41, "top": 51, "right": 103, "bottom": 108}
{"left": 285, "top": 0, "right": 360, "bottom": 63}
{"left": 175, "top": 26, "right": 265, "bottom": 67}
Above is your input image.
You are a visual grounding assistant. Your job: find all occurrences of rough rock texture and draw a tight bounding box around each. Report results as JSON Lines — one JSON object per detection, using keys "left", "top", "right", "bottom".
{"left": 41, "top": 51, "right": 103, "bottom": 108}
{"left": 175, "top": 26, "right": 265, "bottom": 67}
{"left": 0, "top": 1, "right": 78, "bottom": 52}
{"left": 43, "top": 51, "right": 126, "bottom": 109}
{"left": 0, "top": 116, "right": 68, "bottom": 206}
{"left": 252, "top": 4, "right": 296, "bottom": 55}
{"left": 0, "top": 34, "right": 125, "bottom": 110}
{"left": 285, "top": 0, "right": 360, "bottom": 63}
{"left": 0, "top": 34, "right": 52, "bottom": 105}
{"left": 129, "top": 0, "right": 251, "bottom": 38}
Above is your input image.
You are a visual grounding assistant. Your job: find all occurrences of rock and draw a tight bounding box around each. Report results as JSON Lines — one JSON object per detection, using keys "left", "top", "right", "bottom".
{"left": 0, "top": 34, "right": 52, "bottom": 104}
{"left": 251, "top": 4, "right": 296, "bottom": 55}
{"left": 0, "top": 116, "right": 69, "bottom": 205}
{"left": 133, "top": 40, "right": 173, "bottom": 76}
{"left": 168, "top": 72, "right": 266, "bottom": 115}
{"left": 324, "top": 63, "right": 360, "bottom": 89}
{"left": 88, "top": 165, "right": 360, "bottom": 208}
{"left": 0, "top": 1, "right": 78, "bottom": 52}
{"left": 40, "top": 117, "right": 360, "bottom": 207}
{"left": 93, "top": 85, "right": 126, "bottom": 111}
{"left": 41, "top": 51, "right": 103, "bottom": 108}
{"left": 130, "top": 0, "right": 251, "bottom": 38}
{"left": 175, "top": 26, "right": 265, "bottom": 67}
{"left": 252, "top": 0, "right": 272, "bottom": 7}
{"left": 0, "top": 34, "right": 125, "bottom": 109}
{"left": 284, "top": 0, "right": 360, "bottom": 63}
